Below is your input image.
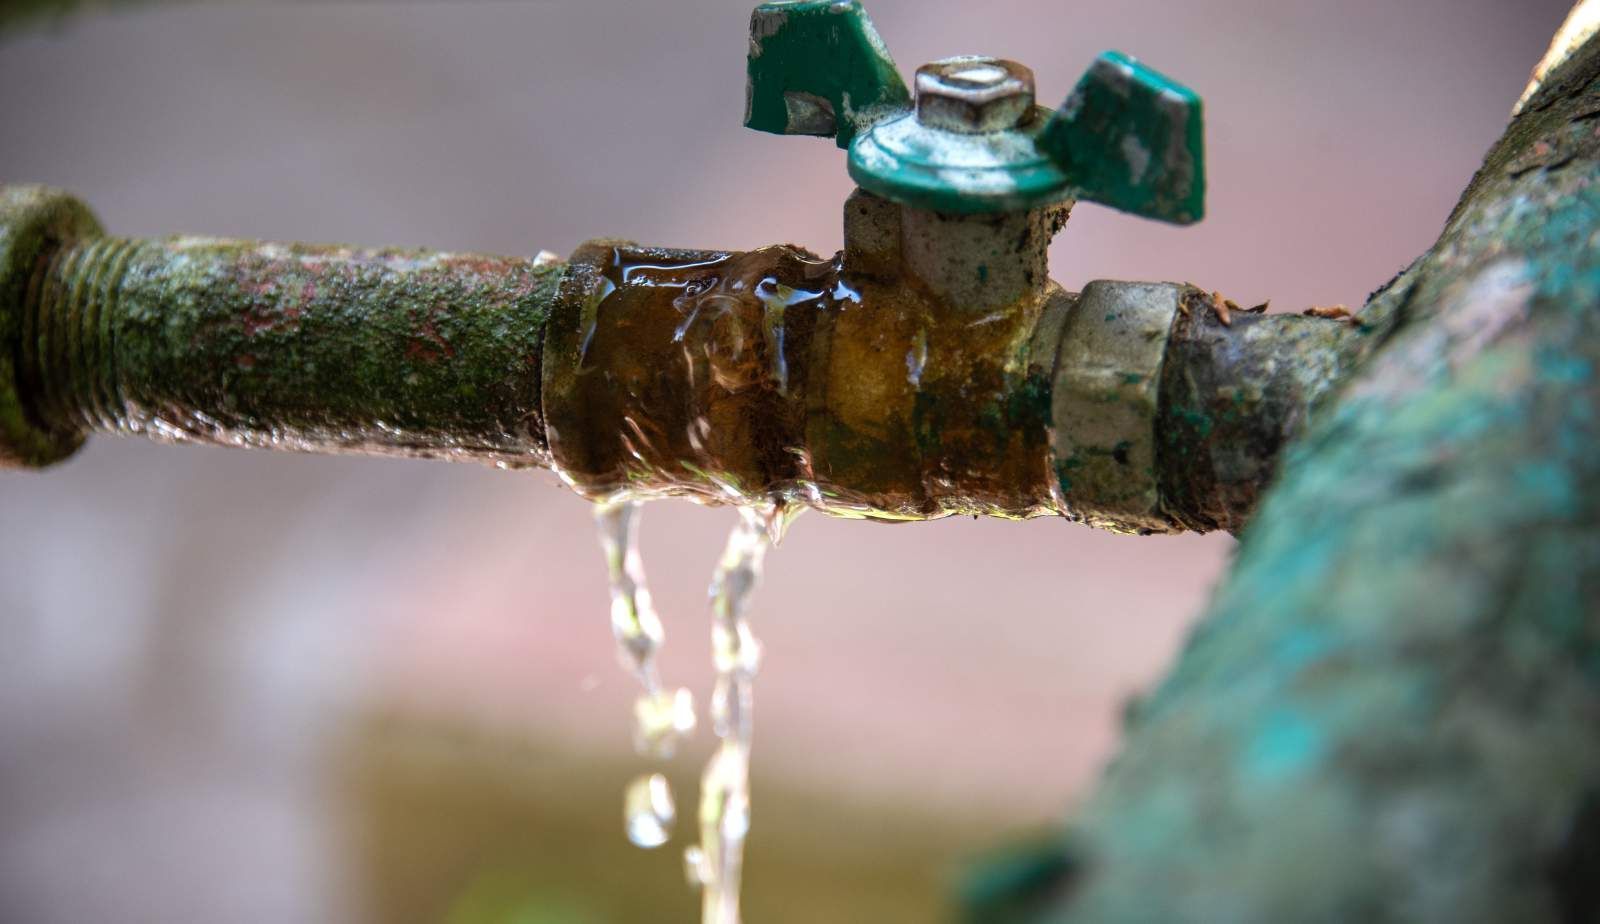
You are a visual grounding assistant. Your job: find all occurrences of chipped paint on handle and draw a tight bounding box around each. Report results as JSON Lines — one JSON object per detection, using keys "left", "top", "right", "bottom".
{"left": 1038, "top": 51, "right": 1206, "bottom": 224}
{"left": 744, "top": 0, "right": 909, "bottom": 148}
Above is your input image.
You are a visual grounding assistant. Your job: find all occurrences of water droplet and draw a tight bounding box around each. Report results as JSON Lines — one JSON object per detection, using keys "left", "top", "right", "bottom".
{"left": 633, "top": 687, "right": 697, "bottom": 758}
{"left": 684, "top": 504, "right": 795, "bottom": 924}
{"left": 699, "top": 741, "right": 751, "bottom": 844}
{"left": 593, "top": 498, "right": 801, "bottom": 923}
{"left": 596, "top": 499, "right": 666, "bottom": 683}
{"left": 906, "top": 328, "right": 928, "bottom": 387}
{"left": 624, "top": 773, "right": 676, "bottom": 849}
{"left": 611, "top": 592, "right": 664, "bottom": 668}
{"left": 710, "top": 619, "right": 762, "bottom": 677}
{"left": 683, "top": 845, "right": 713, "bottom": 888}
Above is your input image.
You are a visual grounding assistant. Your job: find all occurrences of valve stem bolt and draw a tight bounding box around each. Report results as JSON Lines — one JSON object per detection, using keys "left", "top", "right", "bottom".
{"left": 914, "top": 56, "right": 1036, "bottom": 134}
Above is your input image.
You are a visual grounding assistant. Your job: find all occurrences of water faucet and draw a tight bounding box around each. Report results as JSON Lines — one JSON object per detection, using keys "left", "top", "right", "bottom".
{"left": 0, "top": 0, "right": 1369, "bottom": 534}
{"left": 8, "top": 4, "right": 1598, "bottom": 921}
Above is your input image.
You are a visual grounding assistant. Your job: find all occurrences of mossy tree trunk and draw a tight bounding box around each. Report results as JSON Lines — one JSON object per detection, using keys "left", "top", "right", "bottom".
{"left": 974, "top": 18, "right": 1600, "bottom": 924}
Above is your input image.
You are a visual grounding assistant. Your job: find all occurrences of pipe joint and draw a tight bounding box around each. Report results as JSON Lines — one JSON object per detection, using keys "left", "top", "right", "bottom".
{"left": 0, "top": 186, "right": 100, "bottom": 467}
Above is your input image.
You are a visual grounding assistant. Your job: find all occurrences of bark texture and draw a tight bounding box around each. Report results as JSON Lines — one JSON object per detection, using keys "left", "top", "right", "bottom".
{"left": 968, "top": 24, "right": 1600, "bottom": 924}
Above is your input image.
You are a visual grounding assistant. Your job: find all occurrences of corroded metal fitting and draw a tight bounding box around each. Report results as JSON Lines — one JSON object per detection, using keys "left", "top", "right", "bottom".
{"left": 1050, "top": 280, "right": 1186, "bottom": 533}
{"left": 0, "top": 0, "right": 1369, "bottom": 540}
{"left": 540, "top": 237, "right": 1062, "bottom": 520}
{"left": 0, "top": 186, "right": 100, "bottom": 467}
{"left": 0, "top": 181, "right": 1365, "bottom": 534}
{"left": 843, "top": 187, "right": 1068, "bottom": 313}
{"left": 914, "top": 57, "right": 1035, "bottom": 134}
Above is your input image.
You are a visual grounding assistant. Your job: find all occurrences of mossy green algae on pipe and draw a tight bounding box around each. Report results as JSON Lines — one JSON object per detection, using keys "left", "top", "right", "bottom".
{"left": 1, "top": 186, "right": 563, "bottom": 468}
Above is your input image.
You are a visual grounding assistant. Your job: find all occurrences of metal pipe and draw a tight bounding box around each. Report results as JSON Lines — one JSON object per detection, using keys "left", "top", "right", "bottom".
{"left": 1157, "top": 296, "right": 1375, "bottom": 533}
{"left": 1, "top": 184, "right": 1367, "bottom": 532}
{"left": 2, "top": 186, "right": 562, "bottom": 468}
{"left": 6, "top": 5, "right": 1369, "bottom": 534}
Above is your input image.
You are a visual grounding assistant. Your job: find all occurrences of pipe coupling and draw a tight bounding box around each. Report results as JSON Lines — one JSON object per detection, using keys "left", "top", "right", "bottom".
{"left": 1050, "top": 280, "right": 1186, "bottom": 534}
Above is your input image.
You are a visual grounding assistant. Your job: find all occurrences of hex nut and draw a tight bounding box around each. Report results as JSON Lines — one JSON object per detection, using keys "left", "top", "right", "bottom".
{"left": 914, "top": 56, "right": 1035, "bottom": 134}
{"left": 1050, "top": 280, "right": 1185, "bottom": 534}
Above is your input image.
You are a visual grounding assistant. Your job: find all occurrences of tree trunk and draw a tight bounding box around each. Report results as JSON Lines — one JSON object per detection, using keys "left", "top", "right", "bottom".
{"left": 971, "top": 11, "right": 1600, "bottom": 924}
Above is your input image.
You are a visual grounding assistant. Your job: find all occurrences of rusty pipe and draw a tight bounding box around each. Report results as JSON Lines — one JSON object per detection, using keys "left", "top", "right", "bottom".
{"left": 1, "top": 185, "right": 1370, "bottom": 533}
{"left": 0, "top": 186, "right": 561, "bottom": 469}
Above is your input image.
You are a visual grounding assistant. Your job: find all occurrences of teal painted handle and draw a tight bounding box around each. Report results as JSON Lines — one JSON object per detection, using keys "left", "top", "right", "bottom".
{"left": 1039, "top": 51, "right": 1206, "bottom": 224}
{"left": 744, "top": 0, "right": 909, "bottom": 148}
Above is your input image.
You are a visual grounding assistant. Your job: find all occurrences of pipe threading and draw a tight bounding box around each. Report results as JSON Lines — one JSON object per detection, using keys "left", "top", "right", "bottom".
{"left": 20, "top": 232, "right": 562, "bottom": 464}
{"left": 21, "top": 236, "right": 143, "bottom": 435}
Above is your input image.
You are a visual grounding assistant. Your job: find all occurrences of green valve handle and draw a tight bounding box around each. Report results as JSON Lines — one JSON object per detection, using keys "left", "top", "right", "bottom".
{"left": 745, "top": 1, "right": 1206, "bottom": 222}
{"left": 1040, "top": 51, "right": 1207, "bottom": 224}
{"left": 744, "top": 0, "right": 910, "bottom": 148}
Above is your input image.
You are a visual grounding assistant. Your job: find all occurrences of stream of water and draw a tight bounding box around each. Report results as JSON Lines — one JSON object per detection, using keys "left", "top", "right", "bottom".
{"left": 595, "top": 497, "right": 799, "bottom": 924}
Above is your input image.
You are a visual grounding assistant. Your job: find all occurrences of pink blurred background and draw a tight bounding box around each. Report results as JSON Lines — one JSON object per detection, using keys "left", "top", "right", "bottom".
{"left": 0, "top": 1, "right": 1572, "bottom": 921}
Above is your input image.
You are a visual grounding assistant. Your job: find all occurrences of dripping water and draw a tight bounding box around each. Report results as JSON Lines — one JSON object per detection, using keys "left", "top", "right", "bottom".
{"left": 594, "top": 496, "right": 800, "bottom": 923}
{"left": 624, "top": 772, "right": 676, "bottom": 849}
{"left": 688, "top": 502, "right": 797, "bottom": 924}
{"left": 595, "top": 498, "right": 696, "bottom": 849}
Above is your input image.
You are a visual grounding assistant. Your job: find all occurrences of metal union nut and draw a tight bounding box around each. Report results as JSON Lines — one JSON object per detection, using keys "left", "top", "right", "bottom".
{"left": 914, "top": 56, "right": 1035, "bottom": 134}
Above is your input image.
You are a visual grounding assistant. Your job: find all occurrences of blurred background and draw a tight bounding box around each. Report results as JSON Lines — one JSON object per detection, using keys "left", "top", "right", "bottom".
{"left": 0, "top": 1, "right": 1572, "bottom": 921}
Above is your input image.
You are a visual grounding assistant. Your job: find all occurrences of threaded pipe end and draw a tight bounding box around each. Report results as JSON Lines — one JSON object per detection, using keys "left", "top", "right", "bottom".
{"left": 22, "top": 235, "right": 142, "bottom": 438}
{"left": 0, "top": 185, "right": 103, "bottom": 468}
